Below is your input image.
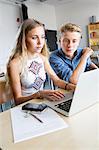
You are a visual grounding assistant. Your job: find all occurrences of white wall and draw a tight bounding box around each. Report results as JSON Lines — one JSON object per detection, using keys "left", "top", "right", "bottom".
{"left": 0, "top": 1, "right": 21, "bottom": 71}
{"left": 55, "top": 1, "right": 99, "bottom": 48}
{"left": 0, "top": 0, "right": 99, "bottom": 71}
{"left": 0, "top": 1, "right": 57, "bottom": 71}
{"left": 26, "top": 1, "right": 57, "bottom": 30}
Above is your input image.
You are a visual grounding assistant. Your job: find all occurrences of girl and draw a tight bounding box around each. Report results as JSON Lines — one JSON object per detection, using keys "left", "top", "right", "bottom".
{"left": 7, "top": 19, "right": 75, "bottom": 105}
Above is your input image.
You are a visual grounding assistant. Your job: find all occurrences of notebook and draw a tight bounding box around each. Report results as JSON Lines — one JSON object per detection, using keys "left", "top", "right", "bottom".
{"left": 44, "top": 69, "right": 99, "bottom": 116}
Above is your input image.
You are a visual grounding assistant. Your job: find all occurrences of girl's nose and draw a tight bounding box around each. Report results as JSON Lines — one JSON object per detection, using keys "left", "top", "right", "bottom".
{"left": 37, "top": 38, "right": 42, "bottom": 44}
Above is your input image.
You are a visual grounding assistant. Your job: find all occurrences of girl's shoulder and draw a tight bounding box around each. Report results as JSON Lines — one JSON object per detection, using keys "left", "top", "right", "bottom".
{"left": 9, "top": 57, "right": 21, "bottom": 66}
{"left": 39, "top": 53, "right": 48, "bottom": 63}
{"left": 8, "top": 57, "right": 22, "bottom": 73}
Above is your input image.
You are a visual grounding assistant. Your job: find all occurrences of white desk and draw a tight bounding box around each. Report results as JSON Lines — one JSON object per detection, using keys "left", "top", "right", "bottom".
{"left": 0, "top": 99, "right": 99, "bottom": 150}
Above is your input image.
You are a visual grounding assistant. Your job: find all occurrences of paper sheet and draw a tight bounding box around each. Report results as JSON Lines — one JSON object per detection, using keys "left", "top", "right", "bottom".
{"left": 10, "top": 107, "right": 68, "bottom": 143}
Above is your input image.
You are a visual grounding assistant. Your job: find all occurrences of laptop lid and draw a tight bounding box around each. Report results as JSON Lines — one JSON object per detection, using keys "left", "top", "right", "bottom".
{"left": 69, "top": 69, "right": 99, "bottom": 116}
{"left": 44, "top": 69, "right": 99, "bottom": 116}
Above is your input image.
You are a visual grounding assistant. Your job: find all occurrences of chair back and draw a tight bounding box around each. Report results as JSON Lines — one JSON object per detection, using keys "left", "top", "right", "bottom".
{"left": 0, "top": 77, "right": 14, "bottom": 111}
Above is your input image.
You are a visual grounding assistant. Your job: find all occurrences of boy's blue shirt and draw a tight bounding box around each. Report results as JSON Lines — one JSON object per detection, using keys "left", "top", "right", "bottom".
{"left": 49, "top": 48, "right": 91, "bottom": 82}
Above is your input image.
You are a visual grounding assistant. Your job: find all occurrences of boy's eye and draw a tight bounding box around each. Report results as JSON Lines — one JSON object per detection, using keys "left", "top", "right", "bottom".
{"left": 73, "top": 40, "right": 77, "bottom": 43}
{"left": 63, "top": 38, "right": 78, "bottom": 43}
{"left": 63, "top": 38, "right": 68, "bottom": 42}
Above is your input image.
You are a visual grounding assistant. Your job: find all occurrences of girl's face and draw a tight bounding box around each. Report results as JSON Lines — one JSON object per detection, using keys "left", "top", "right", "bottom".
{"left": 26, "top": 26, "right": 45, "bottom": 54}
{"left": 60, "top": 31, "right": 81, "bottom": 58}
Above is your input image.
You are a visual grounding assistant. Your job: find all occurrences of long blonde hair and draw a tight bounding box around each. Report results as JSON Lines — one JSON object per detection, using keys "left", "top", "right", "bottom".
{"left": 6, "top": 18, "right": 49, "bottom": 89}
{"left": 8, "top": 18, "right": 49, "bottom": 65}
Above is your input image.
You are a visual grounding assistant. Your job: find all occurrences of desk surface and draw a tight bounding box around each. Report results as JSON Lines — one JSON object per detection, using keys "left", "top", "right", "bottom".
{"left": 0, "top": 99, "right": 99, "bottom": 150}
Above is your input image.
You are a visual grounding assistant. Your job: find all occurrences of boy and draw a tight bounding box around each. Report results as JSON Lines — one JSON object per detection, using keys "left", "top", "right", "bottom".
{"left": 49, "top": 23, "right": 98, "bottom": 85}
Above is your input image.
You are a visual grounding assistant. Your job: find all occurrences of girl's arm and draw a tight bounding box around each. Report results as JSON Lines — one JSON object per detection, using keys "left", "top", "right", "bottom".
{"left": 8, "top": 57, "right": 66, "bottom": 105}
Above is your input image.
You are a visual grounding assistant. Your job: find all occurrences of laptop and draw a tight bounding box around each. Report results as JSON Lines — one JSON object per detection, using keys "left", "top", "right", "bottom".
{"left": 44, "top": 69, "right": 99, "bottom": 116}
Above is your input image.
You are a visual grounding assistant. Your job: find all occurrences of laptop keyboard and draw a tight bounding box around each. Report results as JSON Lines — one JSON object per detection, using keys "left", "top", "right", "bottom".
{"left": 55, "top": 99, "right": 72, "bottom": 112}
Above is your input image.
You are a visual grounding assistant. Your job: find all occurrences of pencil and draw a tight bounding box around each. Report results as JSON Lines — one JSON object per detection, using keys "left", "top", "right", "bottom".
{"left": 29, "top": 112, "right": 43, "bottom": 123}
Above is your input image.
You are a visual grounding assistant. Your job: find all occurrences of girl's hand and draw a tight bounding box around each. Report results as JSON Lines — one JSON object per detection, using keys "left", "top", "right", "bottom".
{"left": 40, "top": 90, "right": 65, "bottom": 101}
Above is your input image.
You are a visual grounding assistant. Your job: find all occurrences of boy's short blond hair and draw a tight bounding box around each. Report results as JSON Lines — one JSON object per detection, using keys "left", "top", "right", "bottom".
{"left": 59, "top": 23, "right": 82, "bottom": 38}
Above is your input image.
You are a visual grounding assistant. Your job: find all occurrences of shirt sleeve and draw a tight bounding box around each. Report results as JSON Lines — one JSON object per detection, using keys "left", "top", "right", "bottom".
{"left": 49, "top": 54, "right": 73, "bottom": 82}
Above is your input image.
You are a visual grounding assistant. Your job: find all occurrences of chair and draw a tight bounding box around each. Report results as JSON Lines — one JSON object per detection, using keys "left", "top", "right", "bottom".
{"left": 0, "top": 76, "right": 14, "bottom": 112}
{"left": 43, "top": 73, "right": 58, "bottom": 90}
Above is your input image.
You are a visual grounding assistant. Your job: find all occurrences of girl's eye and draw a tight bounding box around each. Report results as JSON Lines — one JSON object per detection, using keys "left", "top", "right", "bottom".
{"left": 32, "top": 35, "right": 45, "bottom": 40}
{"left": 41, "top": 34, "right": 46, "bottom": 39}
{"left": 42, "top": 35, "right": 45, "bottom": 39}
{"left": 32, "top": 36, "right": 37, "bottom": 40}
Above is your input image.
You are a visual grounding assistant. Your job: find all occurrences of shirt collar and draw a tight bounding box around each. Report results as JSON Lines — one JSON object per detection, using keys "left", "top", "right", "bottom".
{"left": 59, "top": 48, "right": 78, "bottom": 60}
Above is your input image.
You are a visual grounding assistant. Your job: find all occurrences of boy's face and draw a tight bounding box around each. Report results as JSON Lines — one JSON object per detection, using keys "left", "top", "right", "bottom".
{"left": 60, "top": 31, "right": 81, "bottom": 59}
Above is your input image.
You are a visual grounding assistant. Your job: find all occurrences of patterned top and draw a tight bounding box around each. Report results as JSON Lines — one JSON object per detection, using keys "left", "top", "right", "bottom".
{"left": 20, "top": 55, "right": 46, "bottom": 96}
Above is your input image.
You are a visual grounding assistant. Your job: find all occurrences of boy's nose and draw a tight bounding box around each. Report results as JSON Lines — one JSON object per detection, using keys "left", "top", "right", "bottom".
{"left": 68, "top": 41, "right": 73, "bottom": 46}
